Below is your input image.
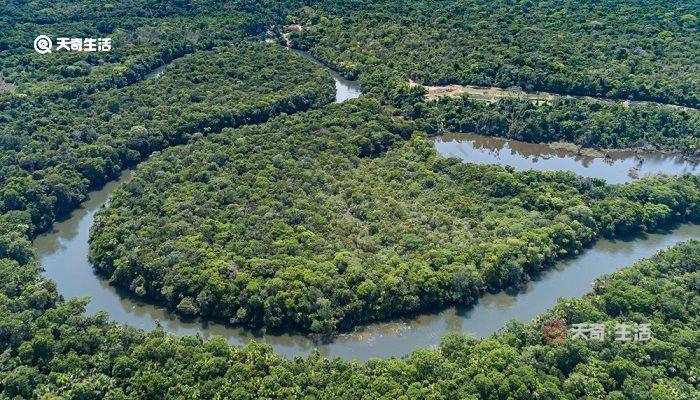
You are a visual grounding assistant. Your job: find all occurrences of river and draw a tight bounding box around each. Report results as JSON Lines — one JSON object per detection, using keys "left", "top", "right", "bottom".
{"left": 434, "top": 132, "right": 699, "bottom": 184}
{"left": 33, "top": 163, "right": 700, "bottom": 361}
{"left": 32, "top": 53, "right": 698, "bottom": 362}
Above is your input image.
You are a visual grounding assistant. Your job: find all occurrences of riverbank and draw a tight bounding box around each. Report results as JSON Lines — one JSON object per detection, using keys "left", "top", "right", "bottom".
{"left": 20, "top": 33, "right": 700, "bottom": 361}
{"left": 419, "top": 81, "right": 699, "bottom": 112}
{"left": 433, "top": 132, "right": 699, "bottom": 184}
{"left": 34, "top": 164, "right": 700, "bottom": 360}
{"left": 418, "top": 93, "right": 700, "bottom": 162}
{"left": 547, "top": 141, "right": 700, "bottom": 164}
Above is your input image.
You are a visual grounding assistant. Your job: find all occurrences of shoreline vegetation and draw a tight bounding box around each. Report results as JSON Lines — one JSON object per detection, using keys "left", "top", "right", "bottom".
{"left": 276, "top": 31, "right": 700, "bottom": 161}
{"left": 1, "top": 0, "right": 699, "bottom": 397}
{"left": 419, "top": 84, "right": 700, "bottom": 161}
{"left": 5, "top": 228, "right": 700, "bottom": 397}
{"left": 88, "top": 100, "right": 700, "bottom": 334}
{"left": 86, "top": 219, "right": 700, "bottom": 341}
{"left": 413, "top": 96, "right": 700, "bottom": 160}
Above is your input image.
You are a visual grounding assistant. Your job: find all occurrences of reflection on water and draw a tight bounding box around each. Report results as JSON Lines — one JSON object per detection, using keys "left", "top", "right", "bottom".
{"left": 434, "top": 132, "right": 699, "bottom": 184}
{"left": 289, "top": 49, "right": 362, "bottom": 103}
{"left": 33, "top": 170, "right": 700, "bottom": 361}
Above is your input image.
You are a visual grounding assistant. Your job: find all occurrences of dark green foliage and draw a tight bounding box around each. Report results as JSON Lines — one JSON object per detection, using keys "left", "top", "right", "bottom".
{"left": 0, "top": 1, "right": 285, "bottom": 93}
{"left": 89, "top": 101, "right": 700, "bottom": 333}
{"left": 1, "top": 40, "right": 335, "bottom": 233}
{"left": 418, "top": 97, "right": 700, "bottom": 157}
{"left": 3, "top": 220, "right": 699, "bottom": 398}
{"left": 0, "top": 0, "right": 698, "bottom": 398}
{"left": 283, "top": 0, "right": 700, "bottom": 157}
{"left": 286, "top": 0, "right": 700, "bottom": 108}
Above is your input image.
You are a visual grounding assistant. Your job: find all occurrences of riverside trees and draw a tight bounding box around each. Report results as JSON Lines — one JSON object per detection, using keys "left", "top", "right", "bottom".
{"left": 415, "top": 96, "right": 700, "bottom": 157}
{"left": 1, "top": 0, "right": 699, "bottom": 397}
{"left": 3, "top": 222, "right": 699, "bottom": 398}
{"left": 89, "top": 100, "right": 700, "bottom": 333}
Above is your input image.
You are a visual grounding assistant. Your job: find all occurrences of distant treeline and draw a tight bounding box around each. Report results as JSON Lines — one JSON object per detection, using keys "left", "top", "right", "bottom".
{"left": 286, "top": 0, "right": 699, "bottom": 108}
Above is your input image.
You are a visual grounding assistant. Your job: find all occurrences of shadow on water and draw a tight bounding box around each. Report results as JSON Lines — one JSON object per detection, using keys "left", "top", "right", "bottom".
{"left": 434, "top": 132, "right": 699, "bottom": 184}
{"left": 30, "top": 56, "right": 699, "bottom": 360}
{"left": 33, "top": 168, "right": 700, "bottom": 360}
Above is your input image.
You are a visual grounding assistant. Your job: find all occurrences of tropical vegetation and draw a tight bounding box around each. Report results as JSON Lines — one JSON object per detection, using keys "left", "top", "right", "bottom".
{"left": 1, "top": 0, "right": 698, "bottom": 398}
{"left": 90, "top": 101, "right": 700, "bottom": 333}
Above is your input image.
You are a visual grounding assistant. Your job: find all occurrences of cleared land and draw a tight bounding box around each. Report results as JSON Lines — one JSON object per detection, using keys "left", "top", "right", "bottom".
{"left": 420, "top": 82, "right": 698, "bottom": 112}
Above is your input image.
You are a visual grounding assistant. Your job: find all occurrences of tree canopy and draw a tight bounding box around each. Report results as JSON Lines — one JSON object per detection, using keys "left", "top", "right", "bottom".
{"left": 3, "top": 219, "right": 699, "bottom": 398}
{"left": 284, "top": 0, "right": 700, "bottom": 108}
{"left": 0, "top": 0, "right": 698, "bottom": 398}
{"left": 90, "top": 100, "right": 700, "bottom": 333}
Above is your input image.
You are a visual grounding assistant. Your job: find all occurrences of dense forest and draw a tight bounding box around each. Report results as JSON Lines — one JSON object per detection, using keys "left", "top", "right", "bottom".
{"left": 284, "top": 0, "right": 700, "bottom": 108}
{"left": 280, "top": 0, "right": 700, "bottom": 155}
{"left": 89, "top": 100, "right": 700, "bottom": 333}
{"left": 0, "top": 0, "right": 284, "bottom": 96}
{"left": 414, "top": 97, "right": 700, "bottom": 157}
{"left": 1, "top": 40, "right": 334, "bottom": 234}
{"left": 1, "top": 0, "right": 699, "bottom": 398}
{"left": 3, "top": 224, "right": 699, "bottom": 398}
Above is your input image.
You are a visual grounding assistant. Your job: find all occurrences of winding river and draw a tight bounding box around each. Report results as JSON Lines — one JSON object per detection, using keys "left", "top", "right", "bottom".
{"left": 289, "top": 48, "right": 362, "bottom": 103}
{"left": 33, "top": 52, "right": 699, "bottom": 362}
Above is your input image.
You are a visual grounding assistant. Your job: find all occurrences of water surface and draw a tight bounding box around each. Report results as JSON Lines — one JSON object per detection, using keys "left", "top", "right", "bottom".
{"left": 434, "top": 132, "right": 699, "bottom": 184}
{"left": 34, "top": 170, "right": 699, "bottom": 360}
{"left": 289, "top": 48, "right": 361, "bottom": 103}
{"left": 31, "top": 54, "right": 697, "bottom": 362}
